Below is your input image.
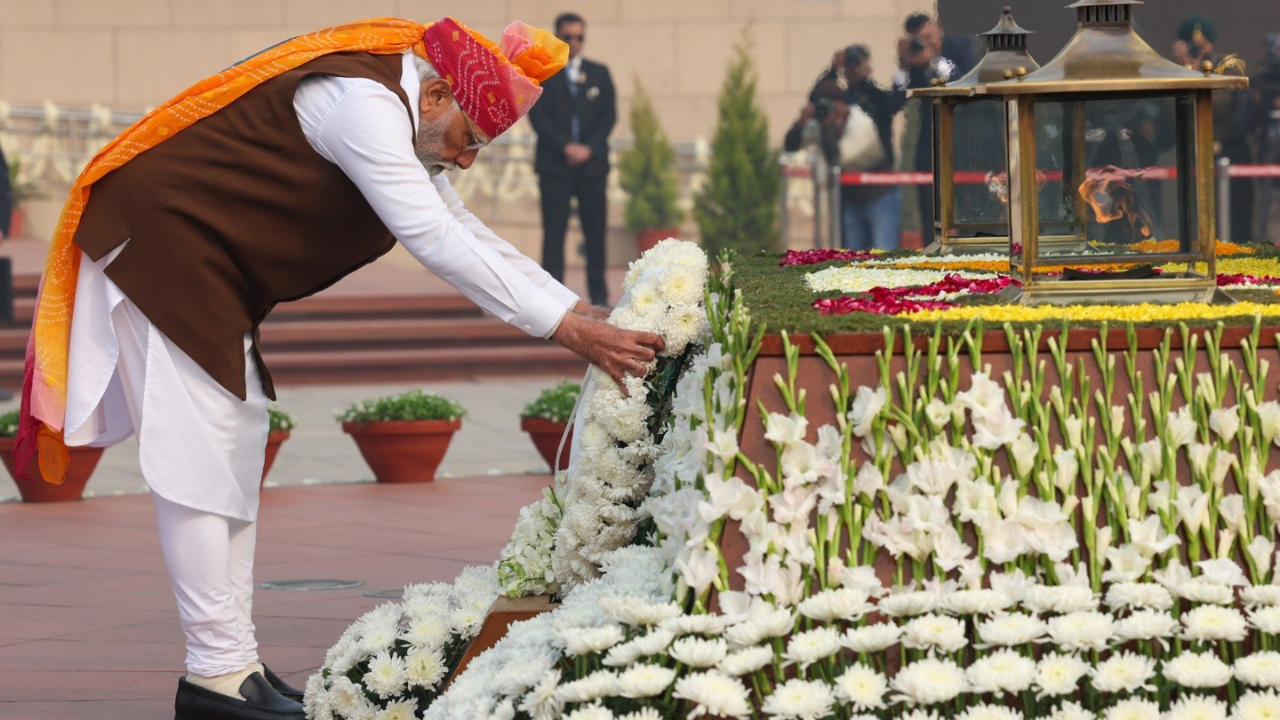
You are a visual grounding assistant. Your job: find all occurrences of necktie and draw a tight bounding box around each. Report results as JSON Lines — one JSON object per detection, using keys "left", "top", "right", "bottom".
{"left": 568, "top": 67, "right": 580, "bottom": 142}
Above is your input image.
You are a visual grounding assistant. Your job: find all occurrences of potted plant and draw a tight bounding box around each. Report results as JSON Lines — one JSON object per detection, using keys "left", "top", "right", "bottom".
{"left": 617, "top": 78, "right": 683, "bottom": 255}
{"left": 261, "top": 405, "right": 294, "bottom": 485}
{"left": 519, "top": 380, "right": 580, "bottom": 471}
{"left": 0, "top": 409, "right": 105, "bottom": 502}
{"left": 6, "top": 156, "right": 44, "bottom": 239}
{"left": 338, "top": 390, "right": 466, "bottom": 483}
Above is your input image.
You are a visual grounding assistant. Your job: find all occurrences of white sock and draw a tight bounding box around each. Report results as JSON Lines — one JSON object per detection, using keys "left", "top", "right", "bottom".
{"left": 185, "top": 663, "right": 264, "bottom": 700}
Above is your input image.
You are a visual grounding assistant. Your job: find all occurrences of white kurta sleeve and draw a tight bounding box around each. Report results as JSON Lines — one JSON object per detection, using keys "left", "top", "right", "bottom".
{"left": 294, "top": 75, "right": 570, "bottom": 338}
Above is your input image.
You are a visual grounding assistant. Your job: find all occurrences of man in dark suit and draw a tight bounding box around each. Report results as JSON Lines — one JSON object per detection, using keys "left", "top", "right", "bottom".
{"left": 0, "top": 146, "right": 12, "bottom": 238}
{"left": 530, "top": 11, "right": 617, "bottom": 307}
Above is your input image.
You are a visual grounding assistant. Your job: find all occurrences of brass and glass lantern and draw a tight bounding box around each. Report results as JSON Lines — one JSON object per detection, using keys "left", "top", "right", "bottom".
{"left": 984, "top": 0, "right": 1247, "bottom": 305}
{"left": 911, "top": 7, "right": 1041, "bottom": 255}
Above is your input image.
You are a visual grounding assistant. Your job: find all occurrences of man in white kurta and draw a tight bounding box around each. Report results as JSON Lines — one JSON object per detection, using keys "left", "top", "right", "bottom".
{"left": 61, "top": 37, "right": 661, "bottom": 720}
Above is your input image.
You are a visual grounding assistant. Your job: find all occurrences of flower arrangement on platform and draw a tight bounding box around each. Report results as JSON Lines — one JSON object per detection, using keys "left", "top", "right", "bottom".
{"left": 521, "top": 381, "right": 582, "bottom": 424}
{"left": 305, "top": 567, "right": 500, "bottom": 720}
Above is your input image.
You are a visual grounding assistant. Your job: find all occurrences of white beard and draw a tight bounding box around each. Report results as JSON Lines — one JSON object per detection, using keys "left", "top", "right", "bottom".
{"left": 414, "top": 106, "right": 458, "bottom": 176}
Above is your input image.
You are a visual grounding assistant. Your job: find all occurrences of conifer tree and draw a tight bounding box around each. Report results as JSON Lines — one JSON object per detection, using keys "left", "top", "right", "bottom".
{"left": 618, "top": 78, "right": 682, "bottom": 233}
{"left": 694, "top": 31, "right": 780, "bottom": 255}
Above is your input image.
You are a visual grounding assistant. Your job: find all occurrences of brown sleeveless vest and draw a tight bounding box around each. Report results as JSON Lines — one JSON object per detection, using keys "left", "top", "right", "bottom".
{"left": 74, "top": 52, "right": 414, "bottom": 400}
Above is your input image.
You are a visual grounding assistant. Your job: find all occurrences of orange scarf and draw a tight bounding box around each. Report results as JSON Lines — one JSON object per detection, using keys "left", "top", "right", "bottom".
{"left": 17, "top": 18, "right": 431, "bottom": 484}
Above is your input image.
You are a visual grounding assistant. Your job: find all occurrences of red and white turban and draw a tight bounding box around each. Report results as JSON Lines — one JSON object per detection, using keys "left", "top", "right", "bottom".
{"left": 423, "top": 17, "right": 568, "bottom": 139}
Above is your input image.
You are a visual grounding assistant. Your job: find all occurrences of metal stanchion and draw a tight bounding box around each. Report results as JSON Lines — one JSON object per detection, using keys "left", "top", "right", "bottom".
{"left": 829, "top": 166, "right": 843, "bottom": 250}
{"left": 1217, "top": 156, "right": 1231, "bottom": 242}
{"left": 812, "top": 158, "right": 825, "bottom": 249}
{"left": 779, "top": 157, "right": 790, "bottom": 246}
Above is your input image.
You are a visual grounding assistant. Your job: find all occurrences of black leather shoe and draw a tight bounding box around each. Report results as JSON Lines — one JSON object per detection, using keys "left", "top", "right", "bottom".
{"left": 261, "top": 665, "right": 304, "bottom": 702}
{"left": 174, "top": 671, "right": 304, "bottom": 720}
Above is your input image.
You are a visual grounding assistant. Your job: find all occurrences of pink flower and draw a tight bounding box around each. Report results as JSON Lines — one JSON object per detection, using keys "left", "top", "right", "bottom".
{"left": 779, "top": 249, "right": 877, "bottom": 267}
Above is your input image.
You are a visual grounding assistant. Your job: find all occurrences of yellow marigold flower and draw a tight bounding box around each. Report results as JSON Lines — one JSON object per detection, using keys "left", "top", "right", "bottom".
{"left": 905, "top": 302, "right": 1280, "bottom": 324}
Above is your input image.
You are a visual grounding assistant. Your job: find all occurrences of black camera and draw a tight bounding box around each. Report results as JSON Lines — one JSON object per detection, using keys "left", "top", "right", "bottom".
{"left": 908, "top": 36, "right": 926, "bottom": 55}
{"left": 814, "top": 98, "right": 838, "bottom": 121}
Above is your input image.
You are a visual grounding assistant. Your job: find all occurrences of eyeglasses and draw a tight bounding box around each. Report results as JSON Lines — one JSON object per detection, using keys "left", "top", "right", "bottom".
{"left": 460, "top": 112, "right": 489, "bottom": 153}
{"left": 558, "top": 34, "right": 584, "bottom": 42}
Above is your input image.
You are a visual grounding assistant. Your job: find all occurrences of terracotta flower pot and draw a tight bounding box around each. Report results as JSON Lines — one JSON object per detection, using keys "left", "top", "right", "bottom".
{"left": 7, "top": 209, "right": 24, "bottom": 239}
{"left": 636, "top": 227, "right": 679, "bottom": 255}
{"left": 261, "top": 429, "right": 290, "bottom": 486}
{"left": 342, "top": 419, "right": 461, "bottom": 483}
{"left": 520, "top": 417, "right": 573, "bottom": 472}
{"left": 0, "top": 437, "right": 104, "bottom": 502}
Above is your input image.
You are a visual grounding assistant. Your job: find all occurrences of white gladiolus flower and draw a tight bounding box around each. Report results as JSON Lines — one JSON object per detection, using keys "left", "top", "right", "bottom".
{"left": 957, "top": 704, "right": 1024, "bottom": 720}
{"left": 972, "top": 407, "right": 1026, "bottom": 450}
{"left": 966, "top": 649, "right": 1036, "bottom": 694}
{"left": 1167, "top": 406, "right": 1197, "bottom": 447}
{"left": 1249, "top": 538, "right": 1277, "bottom": 580}
{"left": 615, "top": 664, "right": 676, "bottom": 698}
{"left": 363, "top": 650, "right": 408, "bottom": 699}
{"left": 760, "top": 678, "right": 835, "bottom": 720}
{"left": 798, "top": 588, "right": 874, "bottom": 622}
{"left": 1105, "top": 583, "right": 1174, "bottom": 611}
{"left": 1174, "top": 485, "right": 1212, "bottom": 535}
{"left": 1127, "top": 515, "right": 1181, "bottom": 557}
{"left": 563, "top": 624, "right": 626, "bottom": 655}
{"left": 1183, "top": 605, "right": 1249, "bottom": 642}
{"left": 669, "top": 637, "right": 727, "bottom": 668}
{"left": 901, "top": 614, "right": 968, "bottom": 653}
{"left": 943, "top": 589, "right": 1013, "bottom": 616}
{"left": 891, "top": 657, "right": 968, "bottom": 706}
{"left": 848, "top": 386, "right": 887, "bottom": 438}
{"left": 1090, "top": 652, "right": 1156, "bottom": 693}
{"left": 977, "top": 613, "right": 1047, "bottom": 647}
{"left": 557, "top": 670, "right": 620, "bottom": 704}
{"left": 957, "top": 372, "right": 1008, "bottom": 417}
{"left": 834, "top": 664, "right": 888, "bottom": 710}
{"left": 1048, "top": 611, "right": 1115, "bottom": 652}
{"left": 783, "top": 627, "right": 843, "bottom": 668}
{"left": 1236, "top": 652, "right": 1280, "bottom": 688}
{"left": 924, "top": 397, "right": 953, "bottom": 430}
{"left": 1244, "top": 586, "right": 1280, "bottom": 608}
{"left": 843, "top": 623, "right": 901, "bottom": 653}
{"left": 1103, "top": 545, "right": 1152, "bottom": 583}
{"left": 672, "top": 671, "right": 751, "bottom": 720}
{"left": 1233, "top": 689, "right": 1280, "bottom": 720}
{"left": 1250, "top": 606, "right": 1280, "bottom": 634}
{"left": 879, "top": 591, "right": 939, "bottom": 617}
{"left": 1161, "top": 651, "right": 1233, "bottom": 688}
{"left": 1210, "top": 406, "right": 1241, "bottom": 442}
{"left": 1010, "top": 433, "right": 1038, "bottom": 476}
{"left": 1164, "top": 696, "right": 1228, "bottom": 720}
{"left": 1114, "top": 610, "right": 1178, "bottom": 645}
{"left": 1048, "top": 701, "right": 1094, "bottom": 720}
{"left": 718, "top": 645, "right": 774, "bottom": 676}
{"left": 1036, "top": 653, "right": 1090, "bottom": 697}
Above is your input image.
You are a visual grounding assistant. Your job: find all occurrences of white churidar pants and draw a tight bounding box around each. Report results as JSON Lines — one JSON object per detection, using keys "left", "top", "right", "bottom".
{"left": 64, "top": 248, "right": 269, "bottom": 676}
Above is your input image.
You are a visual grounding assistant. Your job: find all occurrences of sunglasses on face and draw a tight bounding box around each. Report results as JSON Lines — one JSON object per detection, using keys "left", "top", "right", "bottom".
{"left": 559, "top": 34, "right": 584, "bottom": 42}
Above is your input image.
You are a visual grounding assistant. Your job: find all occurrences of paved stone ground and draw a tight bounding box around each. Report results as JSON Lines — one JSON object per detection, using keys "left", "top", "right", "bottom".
{"left": 0, "top": 476, "right": 549, "bottom": 720}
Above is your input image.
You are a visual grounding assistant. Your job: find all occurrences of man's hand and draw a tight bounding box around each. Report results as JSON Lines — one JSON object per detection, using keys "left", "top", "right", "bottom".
{"left": 571, "top": 300, "right": 612, "bottom": 321}
{"left": 565, "top": 142, "right": 593, "bottom": 166}
{"left": 552, "top": 312, "right": 664, "bottom": 393}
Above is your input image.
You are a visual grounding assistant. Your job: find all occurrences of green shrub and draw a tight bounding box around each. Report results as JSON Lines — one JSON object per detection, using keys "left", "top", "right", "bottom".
{"left": 520, "top": 380, "right": 581, "bottom": 424}
{"left": 268, "top": 406, "right": 296, "bottom": 433}
{"left": 0, "top": 409, "right": 18, "bottom": 438}
{"left": 618, "top": 78, "right": 683, "bottom": 233}
{"left": 337, "top": 390, "right": 467, "bottom": 425}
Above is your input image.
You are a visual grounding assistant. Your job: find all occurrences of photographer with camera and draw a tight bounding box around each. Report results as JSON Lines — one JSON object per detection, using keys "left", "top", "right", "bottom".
{"left": 894, "top": 13, "right": 978, "bottom": 243}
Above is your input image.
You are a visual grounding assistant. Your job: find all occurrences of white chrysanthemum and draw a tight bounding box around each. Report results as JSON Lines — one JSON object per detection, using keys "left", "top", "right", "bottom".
{"left": 328, "top": 677, "right": 376, "bottom": 720}
{"left": 956, "top": 704, "right": 1024, "bottom": 720}
{"left": 363, "top": 650, "right": 408, "bottom": 699}
{"left": 517, "top": 669, "right": 563, "bottom": 720}
{"left": 1105, "top": 582, "right": 1175, "bottom": 611}
{"left": 1090, "top": 652, "right": 1156, "bottom": 693}
{"left": 1233, "top": 690, "right": 1280, "bottom": 720}
{"left": 617, "top": 709, "right": 664, "bottom": 720}
{"left": 798, "top": 588, "right": 874, "bottom": 622}
{"left": 965, "top": 649, "right": 1036, "bottom": 694}
{"left": 783, "top": 627, "right": 843, "bottom": 668}
{"left": 615, "top": 664, "right": 677, "bottom": 698}
{"left": 303, "top": 673, "right": 332, "bottom": 720}
{"left": 833, "top": 664, "right": 888, "bottom": 710}
{"left": 1164, "top": 695, "right": 1228, "bottom": 720}
{"left": 891, "top": 658, "right": 968, "bottom": 706}
{"left": 564, "top": 702, "right": 615, "bottom": 720}
{"left": 1114, "top": 610, "right": 1178, "bottom": 644}
{"left": 630, "top": 628, "right": 676, "bottom": 656}
{"left": 1180, "top": 581, "right": 1236, "bottom": 606}
{"left": 669, "top": 636, "right": 728, "bottom": 668}
{"left": 374, "top": 698, "right": 418, "bottom": 720}
{"left": 725, "top": 607, "right": 794, "bottom": 647}
{"left": 1036, "top": 653, "right": 1091, "bottom": 698}
{"left": 1252, "top": 607, "right": 1280, "bottom": 634}
{"left": 556, "top": 669, "right": 620, "bottom": 704}
{"left": 1183, "top": 605, "right": 1249, "bottom": 642}
{"left": 843, "top": 623, "right": 901, "bottom": 653}
{"left": 1243, "top": 586, "right": 1280, "bottom": 608}
{"left": 1236, "top": 652, "right": 1280, "bottom": 688}
{"left": 1102, "top": 698, "right": 1161, "bottom": 720}
{"left": 673, "top": 671, "right": 751, "bottom": 719}
{"left": 943, "top": 589, "right": 1014, "bottom": 616}
{"left": 760, "top": 678, "right": 836, "bottom": 720}
{"left": 1048, "top": 611, "right": 1115, "bottom": 652}
{"left": 1048, "top": 701, "right": 1094, "bottom": 720}
{"left": 404, "top": 648, "right": 446, "bottom": 688}
{"left": 401, "top": 615, "right": 452, "bottom": 649}
{"left": 661, "top": 614, "right": 731, "bottom": 636}
{"left": 562, "top": 624, "right": 626, "bottom": 656}
{"left": 718, "top": 645, "right": 775, "bottom": 676}
{"left": 1162, "top": 651, "right": 1233, "bottom": 688}
{"left": 1025, "top": 585, "right": 1099, "bottom": 614}
{"left": 878, "top": 591, "right": 938, "bottom": 617}
{"left": 977, "top": 613, "right": 1047, "bottom": 647}
{"left": 901, "top": 614, "right": 967, "bottom": 653}
{"left": 602, "top": 598, "right": 684, "bottom": 626}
